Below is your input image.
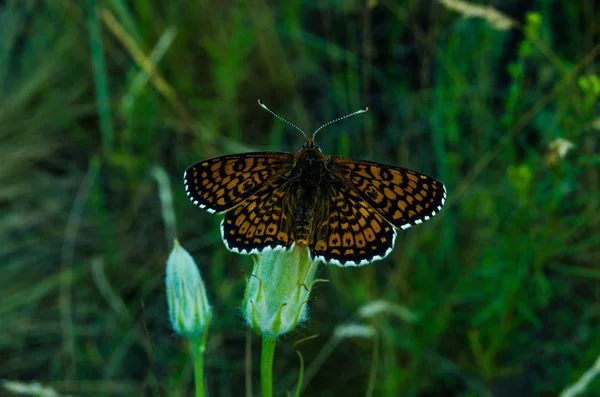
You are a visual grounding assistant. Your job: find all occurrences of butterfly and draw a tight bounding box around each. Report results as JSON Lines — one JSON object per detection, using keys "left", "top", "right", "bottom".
{"left": 184, "top": 100, "right": 446, "bottom": 267}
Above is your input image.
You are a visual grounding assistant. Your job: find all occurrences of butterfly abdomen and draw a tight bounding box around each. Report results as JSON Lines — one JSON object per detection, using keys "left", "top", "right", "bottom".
{"left": 293, "top": 184, "right": 319, "bottom": 245}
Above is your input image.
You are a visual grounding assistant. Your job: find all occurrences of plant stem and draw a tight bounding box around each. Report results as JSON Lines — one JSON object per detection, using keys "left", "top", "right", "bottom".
{"left": 261, "top": 337, "right": 277, "bottom": 397}
{"left": 194, "top": 341, "right": 205, "bottom": 397}
{"left": 194, "top": 324, "right": 209, "bottom": 397}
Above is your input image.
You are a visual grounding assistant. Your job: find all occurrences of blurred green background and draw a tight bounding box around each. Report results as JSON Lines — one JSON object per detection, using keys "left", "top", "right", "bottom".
{"left": 2, "top": 0, "right": 599, "bottom": 396}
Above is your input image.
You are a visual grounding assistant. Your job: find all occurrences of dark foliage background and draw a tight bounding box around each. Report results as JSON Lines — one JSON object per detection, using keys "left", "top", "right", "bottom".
{"left": 2, "top": 0, "right": 599, "bottom": 396}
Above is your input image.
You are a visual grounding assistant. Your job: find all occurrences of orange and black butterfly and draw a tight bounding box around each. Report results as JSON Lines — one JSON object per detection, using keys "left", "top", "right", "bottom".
{"left": 184, "top": 101, "right": 446, "bottom": 267}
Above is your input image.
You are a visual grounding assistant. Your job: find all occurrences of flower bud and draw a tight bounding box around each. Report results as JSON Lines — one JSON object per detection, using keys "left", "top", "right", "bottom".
{"left": 243, "top": 244, "right": 322, "bottom": 339}
{"left": 166, "top": 240, "right": 211, "bottom": 339}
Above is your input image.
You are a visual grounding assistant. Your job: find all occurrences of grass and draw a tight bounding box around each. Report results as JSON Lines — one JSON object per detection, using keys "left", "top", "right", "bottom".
{"left": 1, "top": 0, "right": 599, "bottom": 396}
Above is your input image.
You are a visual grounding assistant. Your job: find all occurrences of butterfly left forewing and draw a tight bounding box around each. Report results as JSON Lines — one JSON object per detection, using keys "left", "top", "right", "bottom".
{"left": 329, "top": 156, "right": 446, "bottom": 230}
{"left": 184, "top": 152, "right": 293, "bottom": 214}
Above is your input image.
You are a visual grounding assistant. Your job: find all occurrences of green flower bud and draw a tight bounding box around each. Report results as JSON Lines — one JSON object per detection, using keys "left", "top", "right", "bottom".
{"left": 243, "top": 244, "right": 322, "bottom": 339}
{"left": 166, "top": 240, "right": 211, "bottom": 339}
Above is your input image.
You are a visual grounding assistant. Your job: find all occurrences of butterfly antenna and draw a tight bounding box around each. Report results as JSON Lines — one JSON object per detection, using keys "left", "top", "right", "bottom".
{"left": 312, "top": 107, "right": 369, "bottom": 141}
{"left": 258, "top": 99, "right": 308, "bottom": 141}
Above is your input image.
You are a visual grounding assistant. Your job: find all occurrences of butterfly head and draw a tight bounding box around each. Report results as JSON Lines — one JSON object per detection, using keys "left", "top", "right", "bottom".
{"left": 298, "top": 137, "right": 321, "bottom": 152}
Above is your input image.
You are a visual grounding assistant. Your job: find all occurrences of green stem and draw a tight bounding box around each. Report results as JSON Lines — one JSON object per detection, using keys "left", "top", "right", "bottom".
{"left": 193, "top": 324, "right": 210, "bottom": 397}
{"left": 261, "top": 337, "right": 277, "bottom": 397}
{"left": 194, "top": 344, "right": 204, "bottom": 397}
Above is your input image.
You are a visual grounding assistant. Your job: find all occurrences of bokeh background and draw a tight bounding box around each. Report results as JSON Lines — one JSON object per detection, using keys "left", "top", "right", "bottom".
{"left": 2, "top": 0, "right": 599, "bottom": 396}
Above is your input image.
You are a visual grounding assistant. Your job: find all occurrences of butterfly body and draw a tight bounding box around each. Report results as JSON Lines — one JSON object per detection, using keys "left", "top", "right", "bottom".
{"left": 184, "top": 135, "right": 446, "bottom": 267}
{"left": 287, "top": 140, "right": 328, "bottom": 245}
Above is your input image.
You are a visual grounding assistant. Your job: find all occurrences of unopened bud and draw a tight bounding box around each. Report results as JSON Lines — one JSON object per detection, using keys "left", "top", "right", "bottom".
{"left": 166, "top": 240, "right": 211, "bottom": 339}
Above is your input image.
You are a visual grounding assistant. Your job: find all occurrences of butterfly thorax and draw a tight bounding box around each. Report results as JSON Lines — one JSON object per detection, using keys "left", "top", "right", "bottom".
{"left": 289, "top": 146, "right": 328, "bottom": 245}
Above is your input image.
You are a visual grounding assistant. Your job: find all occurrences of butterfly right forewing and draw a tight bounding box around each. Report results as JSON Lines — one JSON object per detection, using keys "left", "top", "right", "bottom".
{"left": 184, "top": 152, "right": 293, "bottom": 214}
{"left": 329, "top": 156, "right": 446, "bottom": 230}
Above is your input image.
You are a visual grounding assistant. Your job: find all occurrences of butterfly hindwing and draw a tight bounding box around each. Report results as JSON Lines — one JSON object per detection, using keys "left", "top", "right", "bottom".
{"left": 329, "top": 156, "right": 446, "bottom": 230}
{"left": 184, "top": 152, "right": 293, "bottom": 214}
{"left": 220, "top": 181, "right": 296, "bottom": 254}
{"left": 310, "top": 183, "right": 397, "bottom": 267}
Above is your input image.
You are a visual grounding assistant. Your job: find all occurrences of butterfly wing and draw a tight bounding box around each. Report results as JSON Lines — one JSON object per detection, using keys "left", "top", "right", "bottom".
{"left": 221, "top": 181, "right": 296, "bottom": 254}
{"left": 311, "top": 182, "right": 397, "bottom": 267}
{"left": 184, "top": 152, "right": 293, "bottom": 214}
{"left": 329, "top": 156, "right": 446, "bottom": 230}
